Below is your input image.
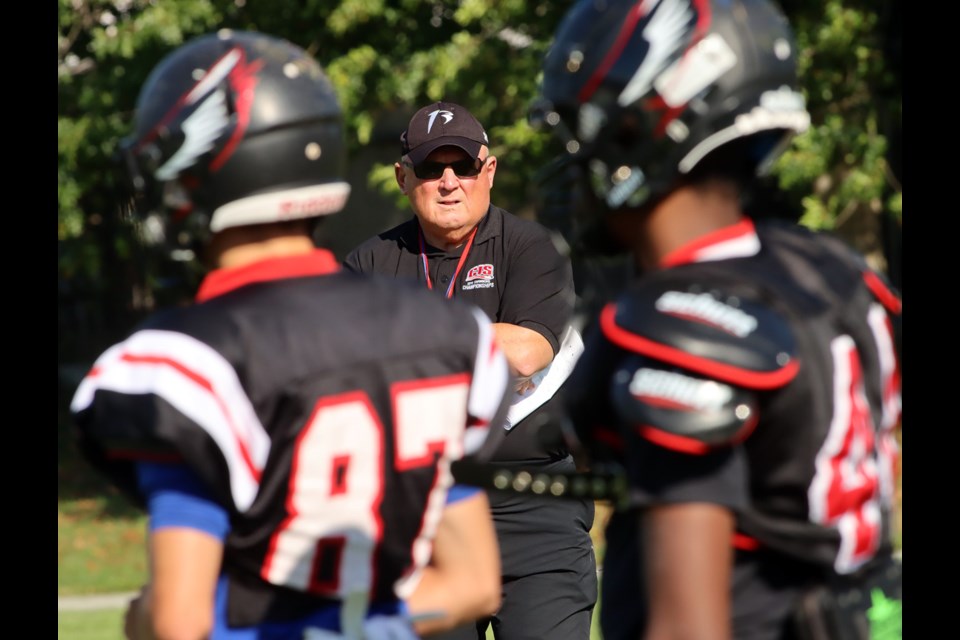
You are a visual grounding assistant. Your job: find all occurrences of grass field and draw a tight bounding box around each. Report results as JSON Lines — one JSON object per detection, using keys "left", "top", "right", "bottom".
{"left": 59, "top": 396, "right": 147, "bottom": 638}
{"left": 58, "top": 608, "right": 603, "bottom": 640}
{"left": 59, "top": 609, "right": 126, "bottom": 640}
{"left": 58, "top": 597, "right": 603, "bottom": 640}
{"left": 58, "top": 406, "right": 147, "bottom": 597}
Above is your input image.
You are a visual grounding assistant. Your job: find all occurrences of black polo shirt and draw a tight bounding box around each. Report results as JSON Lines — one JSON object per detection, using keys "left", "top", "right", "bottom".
{"left": 343, "top": 205, "right": 575, "bottom": 462}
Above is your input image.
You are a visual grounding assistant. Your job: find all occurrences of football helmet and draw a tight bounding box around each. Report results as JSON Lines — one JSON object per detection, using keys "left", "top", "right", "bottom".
{"left": 533, "top": 0, "right": 810, "bottom": 216}
{"left": 120, "top": 30, "right": 350, "bottom": 251}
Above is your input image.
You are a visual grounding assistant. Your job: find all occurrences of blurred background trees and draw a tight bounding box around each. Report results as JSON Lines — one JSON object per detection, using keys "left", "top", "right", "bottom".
{"left": 58, "top": 0, "right": 901, "bottom": 367}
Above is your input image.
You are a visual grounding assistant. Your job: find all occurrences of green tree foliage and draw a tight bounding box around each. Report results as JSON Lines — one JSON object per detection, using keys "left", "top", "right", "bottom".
{"left": 59, "top": 0, "right": 224, "bottom": 361}
{"left": 777, "top": 0, "right": 901, "bottom": 275}
{"left": 58, "top": 0, "right": 901, "bottom": 361}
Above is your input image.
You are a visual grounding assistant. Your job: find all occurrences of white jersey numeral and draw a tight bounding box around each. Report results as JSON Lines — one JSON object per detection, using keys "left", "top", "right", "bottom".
{"left": 262, "top": 379, "right": 469, "bottom": 598}
{"left": 809, "top": 311, "right": 900, "bottom": 574}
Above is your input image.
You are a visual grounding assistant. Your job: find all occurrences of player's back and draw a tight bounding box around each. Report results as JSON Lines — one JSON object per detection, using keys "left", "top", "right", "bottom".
{"left": 704, "top": 221, "right": 902, "bottom": 636}
{"left": 73, "top": 266, "right": 505, "bottom": 627}
{"left": 588, "top": 220, "right": 901, "bottom": 639}
{"left": 722, "top": 221, "right": 901, "bottom": 571}
{"left": 638, "top": 220, "right": 901, "bottom": 569}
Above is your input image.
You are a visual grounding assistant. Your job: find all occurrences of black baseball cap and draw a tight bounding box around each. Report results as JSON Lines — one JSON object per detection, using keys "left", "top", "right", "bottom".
{"left": 400, "top": 101, "right": 489, "bottom": 165}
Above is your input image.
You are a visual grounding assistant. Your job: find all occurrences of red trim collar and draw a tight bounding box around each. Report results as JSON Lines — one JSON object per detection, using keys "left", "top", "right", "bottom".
{"left": 661, "top": 218, "right": 760, "bottom": 268}
{"left": 196, "top": 249, "right": 340, "bottom": 302}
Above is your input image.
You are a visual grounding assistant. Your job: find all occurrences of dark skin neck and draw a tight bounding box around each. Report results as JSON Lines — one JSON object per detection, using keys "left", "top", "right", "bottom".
{"left": 606, "top": 178, "right": 745, "bottom": 271}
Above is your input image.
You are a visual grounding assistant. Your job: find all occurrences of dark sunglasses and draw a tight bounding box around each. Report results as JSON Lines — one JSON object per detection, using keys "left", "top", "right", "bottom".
{"left": 409, "top": 156, "right": 489, "bottom": 180}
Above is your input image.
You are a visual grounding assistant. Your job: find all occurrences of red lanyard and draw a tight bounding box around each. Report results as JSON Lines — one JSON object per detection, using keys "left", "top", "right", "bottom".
{"left": 418, "top": 225, "right": 478, "bottom": 299}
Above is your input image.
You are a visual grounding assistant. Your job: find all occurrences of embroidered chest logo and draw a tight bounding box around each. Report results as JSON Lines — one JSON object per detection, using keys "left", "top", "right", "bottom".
{"left": 463, "top": 263, "right": 495, "bottom": 290}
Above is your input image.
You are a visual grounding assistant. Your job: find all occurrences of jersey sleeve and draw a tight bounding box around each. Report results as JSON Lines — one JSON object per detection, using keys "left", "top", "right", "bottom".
{"left": 137, "top": 461, "right": 231, "bottom": 539}
{"left": 444, "top": 483, "right": 483, "bottom": 504}
{"left": 70, "top": 328, "right": 271, "bottom": 514}
{"left": 461, "top": 307, "right": 512, "bottom": 463}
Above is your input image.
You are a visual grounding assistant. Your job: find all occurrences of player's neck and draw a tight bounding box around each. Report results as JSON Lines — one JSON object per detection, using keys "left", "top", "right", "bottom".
{"left": 640, "top": 180, "right": 743, "bottom": 270}
{"left": 208, "top": 225, "right": 316, "bottom": 269}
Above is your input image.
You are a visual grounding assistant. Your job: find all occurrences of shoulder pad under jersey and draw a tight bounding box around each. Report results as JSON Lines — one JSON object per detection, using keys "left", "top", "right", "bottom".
{"left": 611, "top": 355, "right": 759, "bottom": 451}
{"left": 601, "top": 282, "right": 798, "bottom": 390}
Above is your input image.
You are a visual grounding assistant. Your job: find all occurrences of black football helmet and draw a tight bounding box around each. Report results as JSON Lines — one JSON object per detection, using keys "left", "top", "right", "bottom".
{"left": 120, "top": 30, "right": 350, "bottom": 252}
{"left": 533, "top": 0, "right": 810, "bottom": 218}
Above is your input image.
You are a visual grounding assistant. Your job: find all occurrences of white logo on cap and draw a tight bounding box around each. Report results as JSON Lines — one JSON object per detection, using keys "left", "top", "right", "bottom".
{"left": 426, "top": 109, "right": 454, "bottom": 133}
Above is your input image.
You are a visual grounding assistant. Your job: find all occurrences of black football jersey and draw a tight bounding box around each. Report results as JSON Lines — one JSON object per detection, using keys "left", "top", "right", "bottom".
{"left": 71, "top": 251, "right": 511, "bottom": 625}
{"left": 567, "top": 218, "right": 902, "bottom": 573}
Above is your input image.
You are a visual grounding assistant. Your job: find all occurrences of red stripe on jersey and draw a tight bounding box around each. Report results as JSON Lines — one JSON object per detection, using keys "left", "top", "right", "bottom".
{"left": 635, "top": 409, "right": 761, "bottom": 453}
{"left": 661, "top": 218, "right": 756, "bottom": 267}
{"left": 601, "top": 304, "right": 799, "bottom": 389}
{"left": 862, "top": 270, "right": 902, "bottom": 314}
{"left": 732, "top": 532, "right": 761, "bottom": 550}
{"left": 120, "top": 352, "right": 263, "bottom": 483}
{"left": 636, "top": 424, "right": 710, "bottom": 454}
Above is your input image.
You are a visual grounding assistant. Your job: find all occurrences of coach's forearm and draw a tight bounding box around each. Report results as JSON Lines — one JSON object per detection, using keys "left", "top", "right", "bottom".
{"left": 492, "top": 323, "right": 553, "bottom": 378}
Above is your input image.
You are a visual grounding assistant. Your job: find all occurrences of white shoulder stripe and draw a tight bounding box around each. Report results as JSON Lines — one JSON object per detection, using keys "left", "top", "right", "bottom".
{"left": 71, "top": 329, "right": 270, "bottom": 512}
{"left": 867, "top": 303, "right": 901, "bottom": 430}
{"left": 693, "top": 231, "right": 761, "bottom": 263}
{"left": 464, "top": 308, "right": 510, "bottom": 454}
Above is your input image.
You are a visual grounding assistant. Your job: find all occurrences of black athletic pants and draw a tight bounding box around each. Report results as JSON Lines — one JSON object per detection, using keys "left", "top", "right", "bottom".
{"left": 438, "top": 456, "right": 598, "bottom": 640}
